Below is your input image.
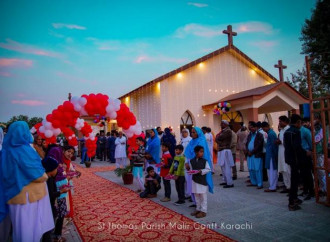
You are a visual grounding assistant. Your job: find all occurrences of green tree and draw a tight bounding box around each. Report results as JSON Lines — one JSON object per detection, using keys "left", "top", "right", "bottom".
{"left": 6, "top": 115, "right": 43, "bottom": 129}
{"left": 288, "top": 0, "right": 330, "bottom": 97}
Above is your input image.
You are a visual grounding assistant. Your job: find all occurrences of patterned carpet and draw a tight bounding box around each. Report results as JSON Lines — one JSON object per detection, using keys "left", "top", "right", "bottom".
{"left": 72, "top": 165, "right": 233, "bottom": 242}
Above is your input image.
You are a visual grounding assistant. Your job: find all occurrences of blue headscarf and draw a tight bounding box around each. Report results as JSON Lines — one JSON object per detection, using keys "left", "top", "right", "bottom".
{"left": 161, "top": 128, "right": 176, "bottom": 157}
{"left": 146, "top": 129, "right": 160, "bottom": 164}
{"left": 184, "top": 127, "right": 214, "bottom": 193}
{"left": 0, "top": 127, "right": 8, "bottom": 222}
{"left": 0, "top": 121, "right": 45, "bottom": 203}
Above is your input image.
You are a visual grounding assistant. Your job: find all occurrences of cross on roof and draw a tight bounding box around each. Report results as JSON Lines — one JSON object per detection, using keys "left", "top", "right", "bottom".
{"left": 223, "top": 25, "right": 237, "bottom": 46}
{"left": 274, "top": 60, "right": 287, "bottom": 82}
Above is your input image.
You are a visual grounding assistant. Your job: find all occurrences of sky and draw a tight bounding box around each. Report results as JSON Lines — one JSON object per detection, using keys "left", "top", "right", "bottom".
{"left": 0, "top": 0, "right": 317, "bottom": 122}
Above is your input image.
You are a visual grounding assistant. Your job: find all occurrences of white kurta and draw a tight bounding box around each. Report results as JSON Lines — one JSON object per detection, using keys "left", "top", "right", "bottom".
{"left": 180, "top": 137, "right": 192, "bottom": 152}
{"left": 115, "top": 136, "right": 127, "bottom": 158}
{"left": 205, "top": 133, "right": 214, "bottom": 161}
{"left": 278, "top": 125, "right": 290, "bottom": 173}
{"left": 191, "top": 161, "right": 211, "bottom": 194}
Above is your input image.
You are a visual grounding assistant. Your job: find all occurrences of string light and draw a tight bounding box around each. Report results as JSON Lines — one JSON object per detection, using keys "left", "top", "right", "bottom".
{"left": 199, "top": 62, "right": 204, "bottom": 68}
{"left": 177, "top": 73, "right": 183, "bottom": 78}
{"left": 215, "top": 89, "right": 218, "bottom": 92}
{"left": 203, "top": 114, "right": 206, "bottom": 117}
{"left": 250, "top": 69, "right": 256, "bottom": 75}
{"left": 209, "top": 89, "right": 212, "bottom": 92}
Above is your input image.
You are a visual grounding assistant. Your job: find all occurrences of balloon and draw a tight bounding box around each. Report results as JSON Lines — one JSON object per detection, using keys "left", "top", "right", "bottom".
{"left": 45, "top": 130, "right": 53, "bottom": 138}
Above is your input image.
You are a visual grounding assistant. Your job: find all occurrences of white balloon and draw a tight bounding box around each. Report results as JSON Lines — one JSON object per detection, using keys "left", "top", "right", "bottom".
{"left": 30, "top": 127, "right": 36, "bottom": 134}
{"left": 45, "top": 130, "right": 53, "bottom": 138}
{"left": 53, "top": 128, "right": 61, "bottom": 136}
{"left": 45, "top": 122, "right": 52, "bottom": 130}
{"left": 80, "top": 107, "right": 88, "bottom": 116}
{"left": 74, "top": 104, "right": 82, "bottom": 112}
{"left": 71, "top": 96, "right": 79, "bottom": 103}
{"left": 79, "top": 97, "right": 87, "bottom": 106}
{"left": 109, "top": 111, "right": 117, "bottom": 119}
{"left": 39, "top": 126, "right": 45, "bottom": 133}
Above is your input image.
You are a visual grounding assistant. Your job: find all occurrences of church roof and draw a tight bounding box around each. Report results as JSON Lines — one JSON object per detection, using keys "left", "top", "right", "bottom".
{"left": 202, "top": 82, "right": 308, "bottom": 109}
{"left": 118, "top": 45, "right": 279, "bottom": 99}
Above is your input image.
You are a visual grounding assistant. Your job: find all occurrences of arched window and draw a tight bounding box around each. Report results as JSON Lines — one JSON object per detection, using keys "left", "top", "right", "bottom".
{"left": 221, "top": 111, "right": 243, "bottom": 132}
{"left": 180, "top": 110, "right": 194, "bottom": 131}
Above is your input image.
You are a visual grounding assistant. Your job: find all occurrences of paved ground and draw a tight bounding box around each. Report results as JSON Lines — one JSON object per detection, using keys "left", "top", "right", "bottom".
{"left": 72, "top": 158, "right": 330, "bottom": 242}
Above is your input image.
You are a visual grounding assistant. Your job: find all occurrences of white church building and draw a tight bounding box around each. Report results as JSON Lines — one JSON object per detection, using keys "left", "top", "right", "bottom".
{"left": 119, "top": 25, "right": 308, "bottom": 134}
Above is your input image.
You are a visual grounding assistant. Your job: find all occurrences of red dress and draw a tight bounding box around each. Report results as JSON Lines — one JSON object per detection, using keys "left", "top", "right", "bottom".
{"left": 63, "top": 157, "right": 74, "bottom": 218}
{"left": 160, "top": 152, "right": 172, "bottom": 177}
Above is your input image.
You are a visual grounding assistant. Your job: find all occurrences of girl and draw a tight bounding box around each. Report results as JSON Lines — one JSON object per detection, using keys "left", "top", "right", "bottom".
{"left": 132, "top": 137, "right": 146, "bottom": 192}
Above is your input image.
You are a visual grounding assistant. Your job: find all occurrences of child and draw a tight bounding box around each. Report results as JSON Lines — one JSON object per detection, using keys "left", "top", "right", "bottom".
{"left": 139, "top": 167, "right": 161, "bottom": 198}
{"left": 160, "top": 142, "right": 173, "bottom": 202}
{"left": 188, "top": 145, "right": 211, "bottom": 218}
{"left": 169, "top": 144, "right": 186, "bottom": 205}
{"left": 132, "top": 137, "right": 146, "bottom": 192}
{"left": 41, "top": 157, "right": 70, "bottom": 242}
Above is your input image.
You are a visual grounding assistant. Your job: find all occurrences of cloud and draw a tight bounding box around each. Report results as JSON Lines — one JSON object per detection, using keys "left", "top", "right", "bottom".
{"left": 236, "top": 21, "right": 275, "bottom": 35}
{"left": 174, "top": 21, "right": 276, "bottom": 38}
{"left": 0, "top": 58, "right": 33, "bottom": 68}
{"left": 134, "top": 55, "right": 187, "bottom": 64}
{"left": 0, "top": 39, "right": 62, "bottom": 58}
{"left": 251, "top": 40, "right": 278, "bottom": 48}
{"left": 11, "top": 100, "right": 47, "bottom": 106}
{"left": 86, "top": 37, "right": 120, "bottom": 51}
{"left": 188, "top": 2, "right": 208, "bottom": 8}
{"left": 0, "top": 71, "right": 11, "bottom": 77}
{"left": 52, "top": 23, "right": 86, "bottom": 30}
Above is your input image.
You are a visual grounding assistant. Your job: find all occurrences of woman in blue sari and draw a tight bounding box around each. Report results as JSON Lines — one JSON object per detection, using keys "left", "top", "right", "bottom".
{"left": 146, "top": 129, "right": 161, "bottom": 173}
{"left": 184, "top": 127, "right": 214, "bottom": 194}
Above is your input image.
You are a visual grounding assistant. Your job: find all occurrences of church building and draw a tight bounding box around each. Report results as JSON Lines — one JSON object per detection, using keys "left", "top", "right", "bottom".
{"left": 119, "top": 25, "right": 308, "bottom": 134}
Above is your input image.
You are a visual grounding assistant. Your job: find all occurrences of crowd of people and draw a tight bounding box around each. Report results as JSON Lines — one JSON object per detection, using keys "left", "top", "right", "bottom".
{"left": 0, "top": 121, "right": 81, "bottom": 242}
{"left": 0, "top": 113, "right": 328, "bottom": 241}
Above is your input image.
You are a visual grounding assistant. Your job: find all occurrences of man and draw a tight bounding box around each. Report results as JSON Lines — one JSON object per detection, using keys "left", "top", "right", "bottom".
{"left": 236, "top": 124, "right": 249, "bottom": 172}
{"left": 284, "top": 114, "right": 306, "bottom": 211}
{"left": 245, "top": 121, "right": 264, "bottom": 189}
{"left": 257, "top": 121, "right": 268, "bottom": 182}
{"left": 229, "top": 125, "right": 238, "bottom": 180}
{"left": 98, "top": 130, "right": 107, "bottom": 161}
{"left": 216, "top": 120, "right": 234, "bottom": 188}
{"left": 202, "top": 127, "right": 214, "bottom": 171}
{"left": 107, "top": 131, "right": 117, "bottom": 163}
{"left": 261, "top": 122, "right": 279, "bottom": 192}
{"left": 115, "top": 131, "right": 127, "bottom": 168}
{"left": 300, "top": 118, "right": 314, "bottom": 200}
{"left": 277, "top": 116, "right": 291, "bottom": 193}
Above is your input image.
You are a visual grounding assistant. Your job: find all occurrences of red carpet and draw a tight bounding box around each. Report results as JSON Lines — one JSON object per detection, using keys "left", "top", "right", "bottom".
{"left": 72, "top": 165, "right": 233, "bottom": 241}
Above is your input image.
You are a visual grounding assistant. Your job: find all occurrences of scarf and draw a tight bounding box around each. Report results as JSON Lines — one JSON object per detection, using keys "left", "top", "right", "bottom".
{"left": 146, "top": 129, "right": 160, "bottom": 164}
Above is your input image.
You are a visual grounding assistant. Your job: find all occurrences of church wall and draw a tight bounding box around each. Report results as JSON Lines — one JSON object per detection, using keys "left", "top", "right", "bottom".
{"left": 159, "top": 51, "right": 274, "bottom": 136}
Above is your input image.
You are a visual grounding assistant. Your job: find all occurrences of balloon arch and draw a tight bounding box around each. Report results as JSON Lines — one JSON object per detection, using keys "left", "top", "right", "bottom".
{"left": 31, "top": 93, "right": 142, "bottom": 157}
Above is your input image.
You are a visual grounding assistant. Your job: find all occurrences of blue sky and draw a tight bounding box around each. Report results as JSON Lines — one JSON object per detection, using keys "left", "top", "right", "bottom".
{"left": 0, "top": 0, "right": 316, "bottom": 122}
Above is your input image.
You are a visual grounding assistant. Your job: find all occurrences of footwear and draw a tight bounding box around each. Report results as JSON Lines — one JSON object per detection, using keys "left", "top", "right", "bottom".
{"left": 189, "top": 204, "right": 196, "bottom": 208}
{"left": 288, "top": 204, "right": 301, "bottom": 211}
{"left": 174, "top": 200, "right": 185, "bottom": 205}
{"left": 219, "top": 182, "right": 227, "bottom": 186}
{"left": 257, "top": 186, "right": 263, "bottom": 189}
{"left": 304, "top": 195, "right": 312, "bottom": 201}
{"left": 191, "top": 210, "right": 200, "bottom": 216}
{"left": 160, "top": 197, "right": 171, "bottom": 202}
{"left": 223, "top": 184, "right": 234, "bottom": 188}
{"left": 220, "top": 174, "right": 223, "bottom": 176}
{"left": 189, "top": 198, "right": 193, "bottom": 202}
{"left": 196, "top": 212, "right": 206, "bottom": 218}
{"left": 147, "top": 194, "right": 157, "bottom": 198}
{"left": 264, "top": 189, "right": 276, "bottom": 192}
{"left": 280, "top": 189, "right": 289, "bottom": 193}
{"left": 294, "top": 198, "right": 303, "bottom": 205}
{"left": 247, "top": 184, "right": 256, "bottom": 187}
{"left": 135, "top": 189, "right": 142, "bottom": 193}
{"left": 232, "top": 176, "right": 237, "bottom": 180}
{"left": 185, "top": 196, "right": 191, "bottom": 200}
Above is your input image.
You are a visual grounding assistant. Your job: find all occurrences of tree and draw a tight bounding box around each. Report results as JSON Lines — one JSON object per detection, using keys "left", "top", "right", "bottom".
{"left": 6, "top": 115, "right": 43, "bottom": 129}
{"left": 288, "top": 0, "right": 330, "bottom": 97}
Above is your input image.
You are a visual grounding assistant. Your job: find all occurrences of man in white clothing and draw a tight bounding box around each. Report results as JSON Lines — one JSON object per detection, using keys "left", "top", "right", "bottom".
{"left": 115, "top": 131, "right": 127, "bottom": 168}
{"left": 277, "top": 116, "right": 291, "bottom": 193}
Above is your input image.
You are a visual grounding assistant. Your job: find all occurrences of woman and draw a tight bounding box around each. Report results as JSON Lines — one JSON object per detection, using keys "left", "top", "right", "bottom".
{"left": 184, "top": 127, "right": 214, "bottom": 194}
{"left": 145, "top": 129, "right": 161, "bottom": 173}
{"left": 1, "top": 121, "right": 54, "bottom": 242}
{"left": 180, "top": 128, "right": 192, "bottom": 199}
{"left": 161, "top": 128, "right": 176, "bottom": 158}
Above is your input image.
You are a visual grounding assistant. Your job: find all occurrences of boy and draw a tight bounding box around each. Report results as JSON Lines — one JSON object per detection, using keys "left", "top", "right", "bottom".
{"left": 139, "top": 167, "right": 161, "bottom": 198}
{"left": 132, "top": 137, "right": 146, "bottom": 192}
{"left": 189, "top": 145, "right": 211, "bottom": 218}
{"left": 160, "top": 142, "right": 173, "bottom": 202}
{"left": 169, "top": 145, "right": 186, "bottom": 205}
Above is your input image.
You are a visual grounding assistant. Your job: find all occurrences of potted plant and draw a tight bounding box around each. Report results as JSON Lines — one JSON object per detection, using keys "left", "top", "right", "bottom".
{"left": 114, "top": 165, "right": 133, "bottom": 185}
{"left": 84, "top": 158, "right": 92, "bottom": 168}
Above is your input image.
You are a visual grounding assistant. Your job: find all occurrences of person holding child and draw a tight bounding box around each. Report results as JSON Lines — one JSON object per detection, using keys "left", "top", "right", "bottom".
{"left": 169, "top": 144, "right": 186, "bottom": 205}
{"left": 139, "top": 167, "right": 161, "bottom": 198}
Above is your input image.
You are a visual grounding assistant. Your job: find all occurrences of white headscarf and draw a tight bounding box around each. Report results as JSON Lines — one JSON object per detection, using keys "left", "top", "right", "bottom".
{"left": 0, "top": 127, "right": 3, "bottom": 151}
{"left": 180, "top": 128, "right": 192, "bottom": 151}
